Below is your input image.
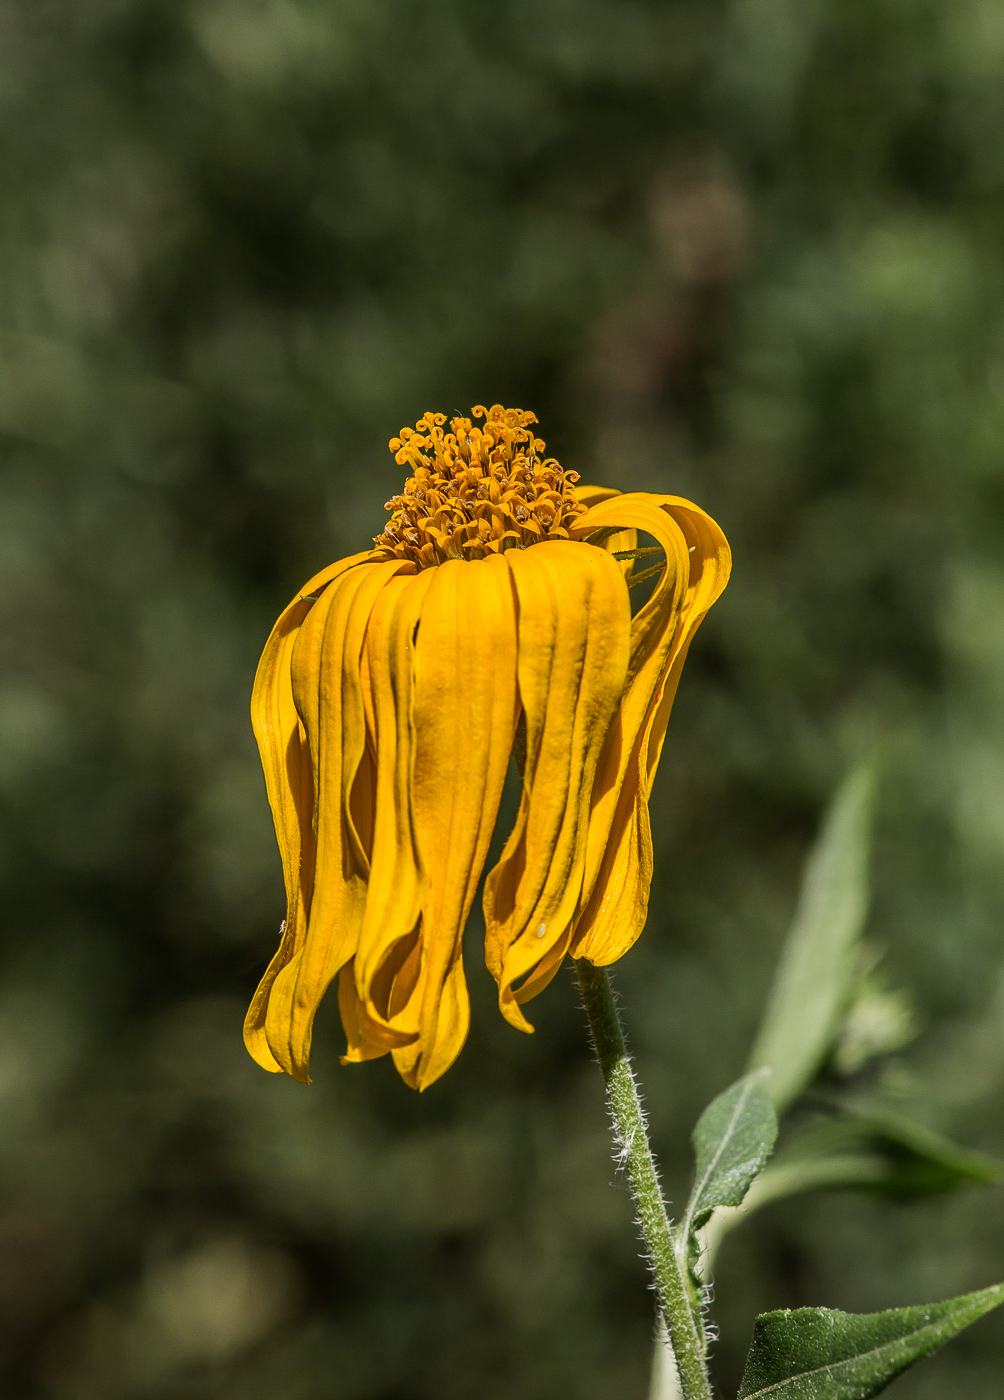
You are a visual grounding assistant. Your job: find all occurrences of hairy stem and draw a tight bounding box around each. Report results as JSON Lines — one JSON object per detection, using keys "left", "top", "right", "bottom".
{"left": 576, "top": 960, "right": 712, "bottom": 1400}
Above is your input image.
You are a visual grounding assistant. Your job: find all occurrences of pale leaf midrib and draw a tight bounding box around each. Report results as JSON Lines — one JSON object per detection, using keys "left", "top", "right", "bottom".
{"left": 740, "top": 1313, "right": 982, "bottom": 1400}
{"left": 682, "top": 1079, "right": 756, "bottom": 1242}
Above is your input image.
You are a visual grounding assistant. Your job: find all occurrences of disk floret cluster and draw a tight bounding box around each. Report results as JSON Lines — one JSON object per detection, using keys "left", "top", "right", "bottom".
{"left": 373, "top": 403, "right": 586, "bottom": 567}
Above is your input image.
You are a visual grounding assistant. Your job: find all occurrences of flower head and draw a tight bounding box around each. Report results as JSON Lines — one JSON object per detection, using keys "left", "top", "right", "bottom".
{"left": 245, "top": 405, "right": 730, "bottom": 1089}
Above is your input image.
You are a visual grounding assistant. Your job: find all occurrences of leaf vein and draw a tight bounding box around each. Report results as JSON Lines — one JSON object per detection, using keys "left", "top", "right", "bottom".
{"left": 683, "top": 1078, "right": 756, "bottom": 1238}
{"left": 741, "top": 1321, "right": 956, "bottom": 1399}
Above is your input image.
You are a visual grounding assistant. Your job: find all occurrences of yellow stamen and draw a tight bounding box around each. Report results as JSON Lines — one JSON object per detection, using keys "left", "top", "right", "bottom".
{"left": 372, "top": 404, "right": 586, "bottom": 566}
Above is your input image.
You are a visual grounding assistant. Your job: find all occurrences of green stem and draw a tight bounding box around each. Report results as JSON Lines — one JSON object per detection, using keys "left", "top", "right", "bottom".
{"left": 576, "top": 960, "right": 712, "bottom": 1400}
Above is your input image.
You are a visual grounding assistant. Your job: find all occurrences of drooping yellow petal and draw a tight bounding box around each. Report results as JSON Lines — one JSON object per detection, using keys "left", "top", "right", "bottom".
{"left": 568, "top": 494, "right": 731, "bottom": 964}
{"left": 484, "top": 541, "right": 631, "bottom": 1032}
{"left": 572, "top": 483, "right": 637, "bottom": 577}
{"left": 352, "top": 569, "right": 436, "bottom": 1048}
{"left": 243, "top": 551, "right": 372, "bottom": 1073}
{"left": 640, "top": 499, "right": 732, "bottom": 787}
{"left": 338, "top": 958, "right": 396, "bottom": 1063}
{"left": 391, "top": 958, "right": 470, "bottom": 1090}
{"left": 263, "top": 558, "right": 409, "bottom": 1080}
{"left": 389, "top": 555, "right": 519, "bottom": 1089}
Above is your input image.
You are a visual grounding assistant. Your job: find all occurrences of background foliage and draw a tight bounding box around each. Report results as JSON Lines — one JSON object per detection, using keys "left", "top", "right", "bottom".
{"left": 3, "top": 0, "right": 1004, "bottom": 1395}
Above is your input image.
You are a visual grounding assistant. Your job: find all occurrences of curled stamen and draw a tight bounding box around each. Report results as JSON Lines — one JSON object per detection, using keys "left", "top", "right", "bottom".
{"left": 373, "top": 404, "right": 586, "bottom": 567}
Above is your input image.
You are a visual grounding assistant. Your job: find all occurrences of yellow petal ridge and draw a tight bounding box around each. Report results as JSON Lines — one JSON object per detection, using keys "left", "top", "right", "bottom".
{"left": 569, "top": 493, "right": 731, "bottom": 965}
{"left": 483, "top": 541, "right": 631, "bottom": 1032}
{"left": 263, "top": 558, "right": 409, "bottom": 1080}
{"left": 352, "top": 569, "right": 436, "bottom": 1048}
{"left": 243, "top": 551, "right": 372, "bottom": 1074}
{"left": 393, "top": 554, "right": 519, "bottom": 1088}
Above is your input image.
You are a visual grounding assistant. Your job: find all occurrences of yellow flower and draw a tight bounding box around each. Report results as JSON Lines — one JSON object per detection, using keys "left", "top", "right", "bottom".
{"left": 244, "top": 405, "right": 730, "bottom": 1090}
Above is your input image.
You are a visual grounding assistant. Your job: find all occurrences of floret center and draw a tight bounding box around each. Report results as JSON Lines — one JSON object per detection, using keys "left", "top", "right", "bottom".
{"left": 372, "top": 404, "right": 586, "bottom": 568}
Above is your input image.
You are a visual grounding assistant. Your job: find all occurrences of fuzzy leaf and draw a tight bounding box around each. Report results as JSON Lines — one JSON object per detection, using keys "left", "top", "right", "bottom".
{"left": 737, "top": 1285, "right": 1004, "bottom": 1398}
{"left": 682, "top": 1070, "right": 777, "bottom": 1240}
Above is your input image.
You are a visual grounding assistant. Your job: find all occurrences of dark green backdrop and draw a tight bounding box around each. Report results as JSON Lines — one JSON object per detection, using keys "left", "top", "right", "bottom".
{"left": 2, "top": 1, "right": 1004, "bottom": 1396}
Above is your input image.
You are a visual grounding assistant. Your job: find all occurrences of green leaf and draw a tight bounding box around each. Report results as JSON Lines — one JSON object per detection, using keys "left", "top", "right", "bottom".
{"left": 692, "top": 1111, "right": 1001, "bottom": 1286}
{"left": 776, "top": 1109, "right": 1002, "bottom": 1201}
{"left": 737, "top": 1284, "right": 1004, "bottom": 1398}
{"left": 748, "top": 762, "right": 877, "bottom": 1111}
{"left": 681, "top": 1070, "right": 778, "bottom": 1240}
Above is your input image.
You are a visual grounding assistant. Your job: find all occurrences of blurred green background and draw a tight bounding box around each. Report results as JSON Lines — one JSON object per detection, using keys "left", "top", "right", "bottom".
{"left": 3, "top": 0, "right": 1004, "bottom": 1396}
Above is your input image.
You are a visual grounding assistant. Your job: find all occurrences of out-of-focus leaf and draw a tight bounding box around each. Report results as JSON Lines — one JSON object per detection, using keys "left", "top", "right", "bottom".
{"left": 831, "top": 977, "right": 916, "bottom": 1078}
{"left": 775, "top": 1109, "right": 1002, "bottom": 1201}
{"left": 737, "top": 1285, "right": 1004, "bottom": 1398}
{"left": 695, "top": 1111, "right": 1001, "bottom": 1291}
{"left": 680, "top": 1071, "right": 777, "bottom": 1241}
{"left": 748, "top": 763, "right": 876, "bottom": 1111}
